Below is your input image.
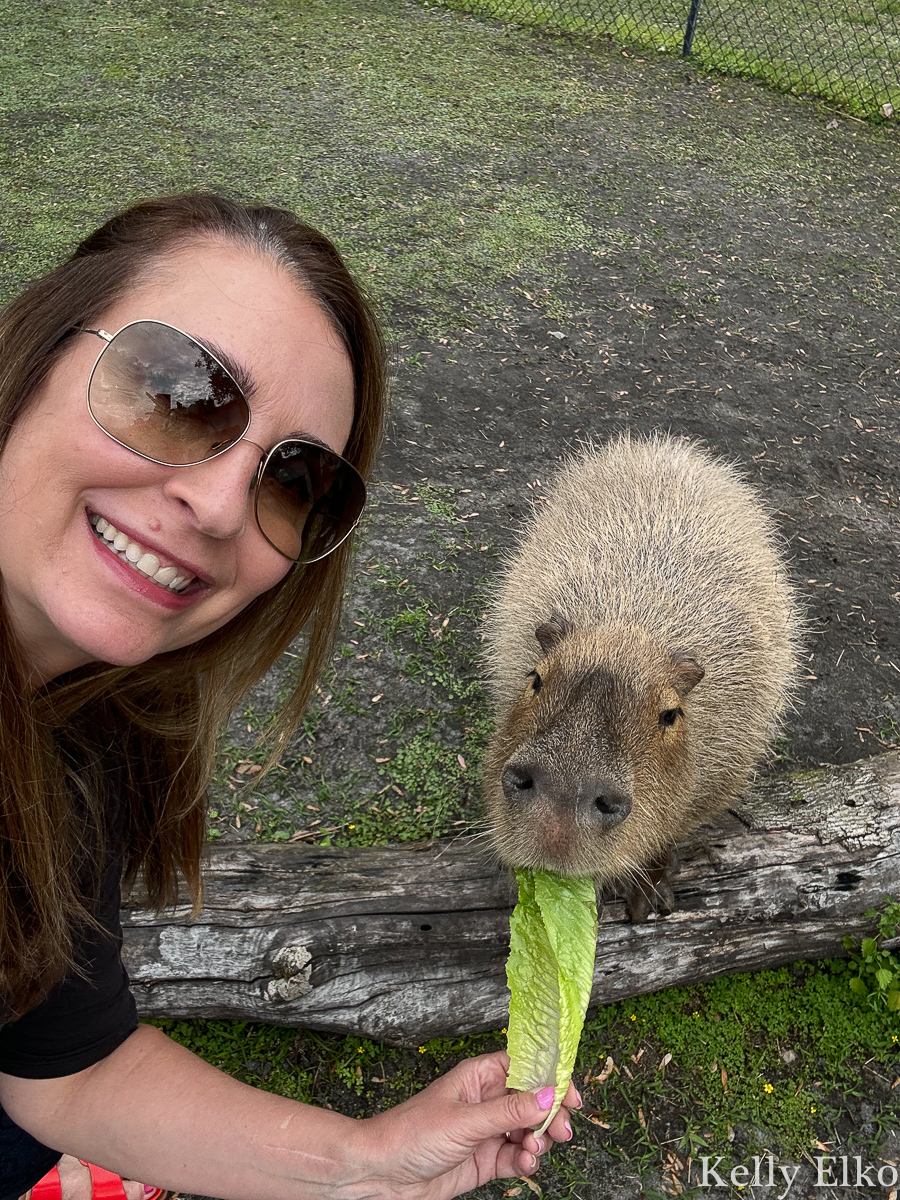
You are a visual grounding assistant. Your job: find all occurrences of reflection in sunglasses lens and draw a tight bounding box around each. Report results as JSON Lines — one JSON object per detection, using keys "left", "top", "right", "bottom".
{"left": 89, "top": 322, "right": 249, "bottom": 464}
{"left": 256, "top": 443, "right": 365, "bottom": 564}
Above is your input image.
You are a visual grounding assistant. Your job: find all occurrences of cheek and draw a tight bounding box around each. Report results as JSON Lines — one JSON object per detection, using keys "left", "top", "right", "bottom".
{"left": 236, "top": 542, "right": 295, "bottom": 607}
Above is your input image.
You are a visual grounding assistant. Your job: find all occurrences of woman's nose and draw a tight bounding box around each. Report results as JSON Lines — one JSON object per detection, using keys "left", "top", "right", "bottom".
{"left": 161, "top": 441, "right": 262, "bottom": 541}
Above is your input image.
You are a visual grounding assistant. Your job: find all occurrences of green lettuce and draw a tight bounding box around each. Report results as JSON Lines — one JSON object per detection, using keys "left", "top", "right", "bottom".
{"left": 505, "top": 868, "right": 598, "bottom": 1134}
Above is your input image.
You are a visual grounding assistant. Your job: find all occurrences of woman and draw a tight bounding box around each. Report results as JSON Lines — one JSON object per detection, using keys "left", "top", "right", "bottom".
{"left": 0, "top": 194, "right": 576, "bottom": 1200}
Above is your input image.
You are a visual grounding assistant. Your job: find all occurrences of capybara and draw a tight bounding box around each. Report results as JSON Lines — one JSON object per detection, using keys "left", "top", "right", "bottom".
{"left": 482, "top": 432, "right": 802, "bottom": 921}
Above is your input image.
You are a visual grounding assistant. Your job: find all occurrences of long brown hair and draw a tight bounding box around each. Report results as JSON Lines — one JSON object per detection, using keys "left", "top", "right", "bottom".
{"left": 0, "top": 194, "right": 386, "bottom": 1017}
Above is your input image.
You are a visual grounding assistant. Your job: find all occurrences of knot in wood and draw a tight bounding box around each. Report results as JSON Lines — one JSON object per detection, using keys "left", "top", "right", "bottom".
{"left": 265, "top": 943, "right": 313, "bottom": 1003}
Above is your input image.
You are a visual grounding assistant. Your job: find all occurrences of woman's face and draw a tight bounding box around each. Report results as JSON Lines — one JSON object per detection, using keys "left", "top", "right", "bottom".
{"left": 0, "top": 238, "right": 355, "bottom": 682}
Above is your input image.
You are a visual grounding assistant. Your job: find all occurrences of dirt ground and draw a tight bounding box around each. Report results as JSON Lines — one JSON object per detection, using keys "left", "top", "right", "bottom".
{"left": 207, "top": 6, "right": 900, "bottom": 845}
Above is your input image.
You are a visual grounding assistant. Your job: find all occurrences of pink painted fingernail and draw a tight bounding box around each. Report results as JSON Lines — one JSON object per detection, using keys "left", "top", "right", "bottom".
{"left": 536, "top": 1085, "right": 556, "bottom": 1109}
{"left": 574, "top": 1088, "right": 583, "bottom": 1107}
{"left": 564, "top": 1119, "right": 573, "bottom": 1139}
{"left": 144, "top": 1188, "right": 157, "bottom": 1196}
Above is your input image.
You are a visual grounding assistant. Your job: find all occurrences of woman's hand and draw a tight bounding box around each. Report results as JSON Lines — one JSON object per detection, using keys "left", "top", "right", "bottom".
{"left": 351, "top": 1050, "right": 580, "bottom": 1200}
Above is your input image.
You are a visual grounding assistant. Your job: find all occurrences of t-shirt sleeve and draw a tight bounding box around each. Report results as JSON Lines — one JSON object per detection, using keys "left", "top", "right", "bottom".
{"left": 0, "top": 851, "right": 138, "bottom": 1079}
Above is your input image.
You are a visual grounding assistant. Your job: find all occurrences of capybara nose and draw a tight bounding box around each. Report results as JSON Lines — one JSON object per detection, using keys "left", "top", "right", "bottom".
{"left": 502, "top": 764, "right": 631, "bottom": 829}
{"left": 579, "top": 778, "right": 632, "bottom": 830}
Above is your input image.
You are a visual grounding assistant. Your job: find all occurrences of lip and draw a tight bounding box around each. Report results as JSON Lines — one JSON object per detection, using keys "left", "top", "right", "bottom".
{"left": 85, "top": 507, "right": 216, "bottom": 585}
{"left": 85, "top": 511, "right": 213, "bottom": 611}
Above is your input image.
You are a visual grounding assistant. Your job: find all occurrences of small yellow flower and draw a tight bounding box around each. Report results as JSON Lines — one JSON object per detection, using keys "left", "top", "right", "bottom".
{"left": 810, "top": 1106, "right": 817, "bottom": 1113}
{"left": 357, "top": 1047, "right": 364, "bottom": 1054}
{"left": 501, "top": 1027, "right": 508, "bottom": 1034}
{"left": 349, "top": 824, "right": 356, "bottom": 830}
{"left": 418, "top": 1046, "right": 426, "bottom": 1053}
{"left": 764, "top": 1083, "right": 774, "bottom": 1094}
{"left": 630, "top": 1014, "right": 637, "bottom": 1022}
{"left": 893, "top": 1035, "right": 898, "bottom": 1044}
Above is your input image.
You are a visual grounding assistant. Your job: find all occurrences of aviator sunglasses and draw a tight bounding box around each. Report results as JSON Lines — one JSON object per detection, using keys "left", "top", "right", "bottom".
{"left": 81, "top": 319, "right": 366, "bottom": 564}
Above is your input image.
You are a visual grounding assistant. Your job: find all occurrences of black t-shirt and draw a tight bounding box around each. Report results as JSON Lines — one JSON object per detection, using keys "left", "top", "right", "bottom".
{"left": 0, "top": 760, "right": 138, "bottom": 1197}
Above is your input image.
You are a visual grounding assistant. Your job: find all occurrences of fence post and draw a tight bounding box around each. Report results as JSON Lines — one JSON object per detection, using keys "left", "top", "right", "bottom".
{"left": 682, "top": 0, "right": 702, "bottom": 56}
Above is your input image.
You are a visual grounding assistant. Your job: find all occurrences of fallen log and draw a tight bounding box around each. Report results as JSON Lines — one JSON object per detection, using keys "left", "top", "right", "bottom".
{"left": 122, "top": 750, "right": 900, "bottom": 1046}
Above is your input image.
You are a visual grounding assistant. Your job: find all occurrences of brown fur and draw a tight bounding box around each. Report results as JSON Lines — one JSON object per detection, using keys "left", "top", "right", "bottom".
{"left": 482, "top": 433, "right": 802, "bottom": 918}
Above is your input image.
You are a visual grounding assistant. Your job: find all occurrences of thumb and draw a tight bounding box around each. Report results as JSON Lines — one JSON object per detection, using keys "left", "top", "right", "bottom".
{"left": 458, "top": 1085, "right": 554, "bottom": 1145}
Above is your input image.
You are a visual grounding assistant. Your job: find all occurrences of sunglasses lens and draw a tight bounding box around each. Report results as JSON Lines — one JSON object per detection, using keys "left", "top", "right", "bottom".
{"left": 88, "top": 321, "right": 249, "bottom": 465}
{"left": 256, "top": 442, "right": 366, "bottom": 564}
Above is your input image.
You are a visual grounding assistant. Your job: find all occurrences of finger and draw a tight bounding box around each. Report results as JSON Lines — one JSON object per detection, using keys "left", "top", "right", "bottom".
{"left": 458, "top": 1085, "right": 559, "bottom": 1148}
{"left": 516, "top": 1147, "right": 540, "bottom": 1176}
{"left": 563, "top": 1081, "right": 583, "bottom": 1109}
{"left": 522, "top": 1130, "right": 548, "bottom": 1155}
{"left": 543, "top": 1105, "right": 574, "bottom": 1144}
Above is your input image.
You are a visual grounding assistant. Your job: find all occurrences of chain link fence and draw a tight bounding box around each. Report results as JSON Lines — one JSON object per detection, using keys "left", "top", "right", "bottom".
{"left": 427, "top": 0, "right": 899, "bottom": 120}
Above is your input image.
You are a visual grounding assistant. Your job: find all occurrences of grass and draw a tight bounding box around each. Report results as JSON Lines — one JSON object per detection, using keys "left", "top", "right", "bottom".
{"left": 153, "top": 904, "right": 900, "bottom": 1194}
{"left": 429, "top": 0, "right": 900, "bottom": 120}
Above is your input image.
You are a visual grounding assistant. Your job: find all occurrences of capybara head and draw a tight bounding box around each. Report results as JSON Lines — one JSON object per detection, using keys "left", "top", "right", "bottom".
{"left": 483, "top": 612, "right": 706, "bottom": 884}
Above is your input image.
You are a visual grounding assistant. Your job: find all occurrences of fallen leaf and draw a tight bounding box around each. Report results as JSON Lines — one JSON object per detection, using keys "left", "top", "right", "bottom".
{"left": 658, "top": 1052, "right": 673, "bottom": 1070}
{"left": 594, "top": 1056, "right": 616, "bottom": 1084}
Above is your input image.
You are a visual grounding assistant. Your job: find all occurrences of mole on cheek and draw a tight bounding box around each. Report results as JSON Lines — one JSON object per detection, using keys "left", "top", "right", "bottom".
{"left": 147, "top": 517, "right": 162, "bottom": 533}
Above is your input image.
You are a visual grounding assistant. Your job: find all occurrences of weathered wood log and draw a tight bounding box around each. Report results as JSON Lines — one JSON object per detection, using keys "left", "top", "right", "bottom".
{"left": 121, "top": 751, "right": 900, "bottom": 1046}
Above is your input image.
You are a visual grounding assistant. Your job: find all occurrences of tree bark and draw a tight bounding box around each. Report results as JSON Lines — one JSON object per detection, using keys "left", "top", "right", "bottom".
{"left": 121, "top": 750, "right": 900, "bottom": 1046}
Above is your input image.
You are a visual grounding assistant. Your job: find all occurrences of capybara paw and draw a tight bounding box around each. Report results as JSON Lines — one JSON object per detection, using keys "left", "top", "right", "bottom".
{"left": 624, "top": 857, "right": 677, "bottom": 922}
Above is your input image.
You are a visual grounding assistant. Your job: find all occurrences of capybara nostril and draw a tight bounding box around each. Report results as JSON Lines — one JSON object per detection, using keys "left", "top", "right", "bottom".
{"left": 501, "top": 763, "right": 540, "bottom": 802}
{"left": 590, "top": 782, "right": 631, "bottom": 827}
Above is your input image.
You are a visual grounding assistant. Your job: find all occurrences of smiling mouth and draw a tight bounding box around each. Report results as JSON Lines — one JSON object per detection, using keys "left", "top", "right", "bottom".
{"left": 89, "top": 514, "right": 198, "bottom": 593}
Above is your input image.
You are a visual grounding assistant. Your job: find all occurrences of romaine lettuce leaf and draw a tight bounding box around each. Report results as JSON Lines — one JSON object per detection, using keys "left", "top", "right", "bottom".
{"left": 505, "top": 868, "right": 598, "bottom": 1134}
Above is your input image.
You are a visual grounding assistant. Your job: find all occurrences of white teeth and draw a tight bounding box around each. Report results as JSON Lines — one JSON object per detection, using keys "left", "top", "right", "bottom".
{"left": 136, "top": 553, "right": 160, "bottom": 576}
{"left": 90, "top": 514, "right": 197, "bottom": 595}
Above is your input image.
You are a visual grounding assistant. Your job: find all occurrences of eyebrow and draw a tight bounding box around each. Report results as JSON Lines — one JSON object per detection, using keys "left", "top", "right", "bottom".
{"left": 189, "top": 340, "right": 340, "bottom": 454}
{"left": 198, "top": 336, "right": 258, "bottom": 401}
{"left": 282, "top": 430, "right": 337, "bottom": 452}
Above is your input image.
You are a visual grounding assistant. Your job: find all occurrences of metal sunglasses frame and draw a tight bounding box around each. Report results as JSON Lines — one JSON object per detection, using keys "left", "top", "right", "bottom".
{"left": 81, "top": 318, "right": 366, "bottom": 564}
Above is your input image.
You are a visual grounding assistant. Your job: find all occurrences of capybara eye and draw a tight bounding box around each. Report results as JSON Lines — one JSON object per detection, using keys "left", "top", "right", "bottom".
{"left": 659, "top": 708, "right": 681, "bottom": 727}
{"left": 528, "top": 670, "right": 542, "bottom": 694}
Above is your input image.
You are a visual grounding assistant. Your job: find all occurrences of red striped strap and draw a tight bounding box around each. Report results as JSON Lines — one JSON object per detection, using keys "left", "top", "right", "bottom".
{"left": 30, "top": 1166, "right": 61, "bottom": 1200}
{"left": 80, "top": 1163, "right": 128, "bottom": 1200}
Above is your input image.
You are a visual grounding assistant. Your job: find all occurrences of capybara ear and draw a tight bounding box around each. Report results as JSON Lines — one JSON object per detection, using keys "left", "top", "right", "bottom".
{"left": 535, "top": 611, "right": 574, "bottom": 654}
{"left": 670, "top": 653, "right": 705, "bottom": 696}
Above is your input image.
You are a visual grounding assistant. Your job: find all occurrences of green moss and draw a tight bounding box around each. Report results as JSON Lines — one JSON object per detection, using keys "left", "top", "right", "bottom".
{"left": 153, "top": 918, "right": 900, "bottom": 1189}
